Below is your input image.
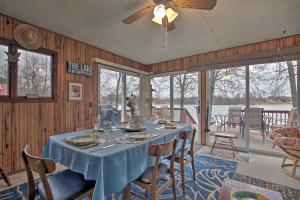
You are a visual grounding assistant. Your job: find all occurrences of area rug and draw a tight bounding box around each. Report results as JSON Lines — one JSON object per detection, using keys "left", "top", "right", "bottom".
{"left": 233, "top": 173, "right": 300, "bottom": 200}
{"left": 0, "top": 155, "right": 237, "bottom": 200}
{"left": 199, "top": 146, "right": 250, "bottom": 162}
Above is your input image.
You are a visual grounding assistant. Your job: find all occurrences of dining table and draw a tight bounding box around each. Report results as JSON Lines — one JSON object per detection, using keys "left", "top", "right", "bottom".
{"left": 42, "top": 122, "right": 192, "bottom": 200}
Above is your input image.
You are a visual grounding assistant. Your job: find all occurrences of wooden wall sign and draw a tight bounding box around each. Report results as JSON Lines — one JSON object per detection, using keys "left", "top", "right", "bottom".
{"left": 67, "top": 61, "right": 93, "bottom": 76}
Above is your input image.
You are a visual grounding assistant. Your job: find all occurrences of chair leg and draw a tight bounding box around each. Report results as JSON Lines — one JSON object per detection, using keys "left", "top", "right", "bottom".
{"left": 229, "top": 138, "right": 236, "bottom": 158}
{"left": 281, "top": 156, "right": 287, "bottom": 168}
{"left": 292, "top": 160, "right": 298, "bottom": 177}
{"left": 191, "top": 154, "right": 196, "bottom": 181}
{"left": 170, "top": 167, "right": 178, "bottom": 200}
{"left": 261, "top": 130, "right": 265, "bottom": 143}
{"left": 122, "top": 183, "right": 131, "bottom": 200}
{"left": 210, "top": 136, "right": 218, "bottom": 154}
{"left": 0, "top": 166, "right": 11, "bottom": 186}
{"left": 180, "top": 162, "right": 186, "bottom": 196}
{"left": 150, "top": 185, "right": 157, "bottom": 200}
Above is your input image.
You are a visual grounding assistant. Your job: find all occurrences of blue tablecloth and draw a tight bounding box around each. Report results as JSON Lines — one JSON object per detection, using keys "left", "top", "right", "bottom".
{"left": 42, "top": 123, "right": 192, "bottom": 200}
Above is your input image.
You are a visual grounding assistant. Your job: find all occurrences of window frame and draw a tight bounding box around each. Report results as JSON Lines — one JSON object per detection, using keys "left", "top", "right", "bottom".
{"left": 0, "top": 37, "right": 58, "bottom": 102}
{"left": 0, "top": 42, "right": 10, "bottom": 97}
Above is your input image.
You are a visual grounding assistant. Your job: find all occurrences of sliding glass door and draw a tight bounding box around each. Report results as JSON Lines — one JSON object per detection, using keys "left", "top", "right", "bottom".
{"left": 151, "top": 76, "right": 171, "bottom": 121}
{"left": 249, "top": 61, "right": 297, "bottom": 153}
{"left": 206, "top": 60, "right": 298, "bottom": 154}
{"left": 99, "top": 66, "right": 140, "bottom": 124}
{"left": 151, "top": 73, "right": 200, "bottom": 143}
{"left": 207, "top": 67, "right": 247, "bottom": 149}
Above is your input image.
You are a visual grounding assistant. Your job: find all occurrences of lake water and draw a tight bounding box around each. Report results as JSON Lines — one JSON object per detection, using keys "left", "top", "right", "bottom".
{"left": 172, "top": 104, "right": 293, "bottom": 122}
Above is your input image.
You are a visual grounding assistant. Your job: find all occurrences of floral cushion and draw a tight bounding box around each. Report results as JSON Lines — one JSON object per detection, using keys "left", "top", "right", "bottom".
{"left": 271, "top": 127, "right": 300, "bottom": 149}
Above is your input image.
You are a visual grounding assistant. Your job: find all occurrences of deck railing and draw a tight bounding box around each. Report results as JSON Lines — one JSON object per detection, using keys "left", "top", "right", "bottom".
{"left": 152, "top": 107, "right": 197, "bottom": 124}
{"left": 152, "top": 107, "right": 290, "bottom": 126}
{"left": 241, "top": 109, "right": 290, "bottom": 126}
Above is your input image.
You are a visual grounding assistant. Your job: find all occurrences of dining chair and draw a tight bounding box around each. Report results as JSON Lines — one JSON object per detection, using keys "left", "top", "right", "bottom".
{"left": 21, "top": 145, "right": 95, "bottom": 200}
{"left": 132, "top": 139, "right": 178, "bottom": 200}
{"left": 0, "top": 165, "right": 11, "bottom": 186}
{"left": 168, "top": 128, "right": 196, "bottom": 196}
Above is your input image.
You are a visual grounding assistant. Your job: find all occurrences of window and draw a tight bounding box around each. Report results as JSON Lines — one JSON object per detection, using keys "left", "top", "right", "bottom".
{"left": 17, "top": 49, "right": 52, "bottom": 97}
{"left": 126, "top": 75, "right": 140, "bottom": 101}
{"left": 0, "top": 44, "right": 9, "bottom": 96}
{"left": 0, "top": 40, "right": 56, "bottom": 101}
{"left": 100, "top": 68, "right": 123, "bottom": 109}
{"left": 151, "top": 76, "right": 170, "bottom": 107}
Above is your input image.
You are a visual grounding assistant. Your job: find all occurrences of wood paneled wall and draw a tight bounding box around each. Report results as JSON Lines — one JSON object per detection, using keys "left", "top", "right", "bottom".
{"left": 0, "top": 14, "right": 146, "bottom": 173}
{"left": 149, "top": 35, "right": 300, "bottom": 73}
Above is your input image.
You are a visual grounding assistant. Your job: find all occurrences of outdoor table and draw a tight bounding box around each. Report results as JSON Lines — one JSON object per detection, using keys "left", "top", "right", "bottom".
{"left": 214, "top": 115, "right": 243, "bottom": 134}
{"left": 42, "top": 122, "right": 192, "bottom": 200}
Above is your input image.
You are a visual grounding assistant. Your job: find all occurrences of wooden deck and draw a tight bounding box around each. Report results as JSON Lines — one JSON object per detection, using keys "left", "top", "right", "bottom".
{"left": 208, "top": 125, "right": 284, "bottom": 154}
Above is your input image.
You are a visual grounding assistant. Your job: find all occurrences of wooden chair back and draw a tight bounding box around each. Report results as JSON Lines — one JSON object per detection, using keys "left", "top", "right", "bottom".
{"left": 148, "top": 138, "right": 177, "bottom": 157}
{"left": 179, "top": 129, "right": 196, "bottom": 159}
{"left": 21, "top": 145, "right": 56, "bottom": 200}
{"left": 148, "top": 139, "right": 177, "bottom": 185}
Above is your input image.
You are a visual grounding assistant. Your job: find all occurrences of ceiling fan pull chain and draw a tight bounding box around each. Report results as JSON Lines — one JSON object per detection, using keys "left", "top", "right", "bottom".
{"left": 163, "top": 25, "right": 168, "bottom": 48}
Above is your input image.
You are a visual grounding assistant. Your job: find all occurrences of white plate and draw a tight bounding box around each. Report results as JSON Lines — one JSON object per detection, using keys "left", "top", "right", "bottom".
{"left": 120, "top": 126, "right": 146, "bottom": 132}
{"left": 66, "top": 135, "right": 97, "bottom": 146}
{"left": 127, "top": 132, "right": 151, "bottom": 141}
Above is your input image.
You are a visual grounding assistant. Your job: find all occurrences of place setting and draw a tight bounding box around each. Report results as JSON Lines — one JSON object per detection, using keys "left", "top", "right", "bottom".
{"left": 115, "top": 131, "right": 158, "bottom": 144}
{"left": 63, "top": 133, "right": 114, "bottom": 152}
{"left": 155, "top": 122, "right": 183, "bottom": 131}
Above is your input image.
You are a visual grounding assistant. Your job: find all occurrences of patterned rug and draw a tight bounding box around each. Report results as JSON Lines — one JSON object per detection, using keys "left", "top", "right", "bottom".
{"left": 199, "top": 146, "right": 250, "bottom": 162}
{"left": 0, "top": 155, "right": 237, "bottom": 200}
{"left": 233, "top": 173, "right": 300, "bottom": 200}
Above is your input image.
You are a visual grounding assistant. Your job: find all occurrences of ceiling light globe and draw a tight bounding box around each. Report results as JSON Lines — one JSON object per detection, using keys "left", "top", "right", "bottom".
{"left": 153, "top": 4, "right": 166, "bottom": 19}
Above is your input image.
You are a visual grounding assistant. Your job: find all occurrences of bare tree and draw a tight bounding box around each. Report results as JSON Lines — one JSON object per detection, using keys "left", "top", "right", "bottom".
{"left": 17, "top": 50, "right": 52, "bottom": 97}
{"left": 151, "top": 76, "right": 170, "bottom": 106}
{"left": 173, "top": 73, "right": 198, "bottom": 108}
{"left": 100, "top": 69, "right": 122, "bottom": 109}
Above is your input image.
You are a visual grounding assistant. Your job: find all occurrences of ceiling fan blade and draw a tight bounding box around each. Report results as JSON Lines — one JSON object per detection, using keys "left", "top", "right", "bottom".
{"left": 172, "top": 0, "right": 217, "bottom": 10}
{"left": 122, "top": 5, "right": 154, "bottom": 24}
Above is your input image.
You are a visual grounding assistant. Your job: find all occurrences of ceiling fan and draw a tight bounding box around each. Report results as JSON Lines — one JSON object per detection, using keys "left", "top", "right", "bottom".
{"left": 122, "top": 0, "right": 217, "bottom": 31}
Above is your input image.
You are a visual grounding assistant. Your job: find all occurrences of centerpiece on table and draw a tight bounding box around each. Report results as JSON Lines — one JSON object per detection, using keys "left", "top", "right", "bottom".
{"left": 126, "top": 94, "right": 144, "bottom": 129}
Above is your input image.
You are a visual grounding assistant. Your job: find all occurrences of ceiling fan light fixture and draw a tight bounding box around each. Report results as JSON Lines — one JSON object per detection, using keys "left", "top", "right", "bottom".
{"left": 152, "top": 16, "right": 162, "bottom": 25}
{"left": 153, "top": 4, "right": 166, "bottom": 19}
{"left": 152, "top": 8, "right": 178, "bottom": 25}
{"left": 165, "top": 8, "right": 178, "bottom": 23}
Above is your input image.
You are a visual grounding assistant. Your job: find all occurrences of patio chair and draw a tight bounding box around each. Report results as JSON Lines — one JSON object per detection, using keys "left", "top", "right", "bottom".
{"left": 21, "top": 145, "right": 95, "bottom": 200}
{"left": 270, "top": 127, "right": 300, "bottom": 179}
{"left": 242, "top": 107, "right": 268, "bottom": 142}
{"left": 227, "top": 106, "right": 242, "bottom": 128}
